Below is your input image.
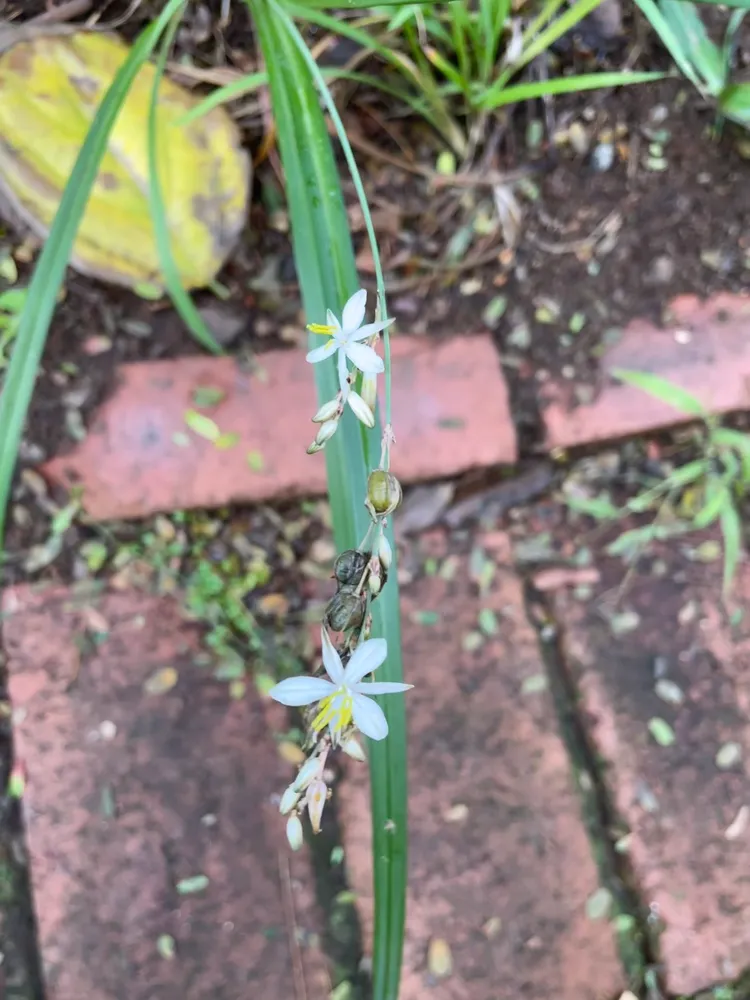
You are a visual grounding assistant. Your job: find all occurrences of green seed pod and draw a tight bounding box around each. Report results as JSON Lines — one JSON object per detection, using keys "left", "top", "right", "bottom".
{"left": 366, "top": 470, "right": 402, "bottom": 517}
{"left": 324, "top": 587, "right": 365, "bottom": 632}
{"left": 333, "top": 548, "right": 370, "bottom": 587}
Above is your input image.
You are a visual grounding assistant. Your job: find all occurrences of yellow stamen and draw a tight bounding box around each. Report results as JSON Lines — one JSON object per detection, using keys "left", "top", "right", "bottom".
{"left": 312, "top": 691, "right": 353, "bottom": 734}
{"left": 307, "top": 323, "right": 337, "bottom": 335}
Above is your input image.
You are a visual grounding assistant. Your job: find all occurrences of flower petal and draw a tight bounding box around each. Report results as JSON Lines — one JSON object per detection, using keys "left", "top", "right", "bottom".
{"left": 269, "top": 676, "right": 336, "bottom": 706}
{"left": 345, "top": 341, "right": 385, "bottom": 375}
{"left": 355, "top": 681, "right": 413, "bottom": 695}
{"left": 337, "top": 346, "right": 350, "bottom": 398}
{"left": 327, "top": 308, "right": 341, "bottom": 331}
{"left": 341, "top": 288, "right": 367, "bottom": 332}
{"left": 344, "top": 637, "right": 387, "bottom": 685}
{"left": 321, "top": 627, "right": 345, "bottom": 684}
{"left": 306, "top": 340, "right": 337, "bottom": 364}
{"left": 347, "top": 390, "right": 375, "bottom": 428}
{"left": 350, "top": 319, "right": 394, "bottom": 342}
{"left": 352, "top": 693, "right": 389, "bottom": 740}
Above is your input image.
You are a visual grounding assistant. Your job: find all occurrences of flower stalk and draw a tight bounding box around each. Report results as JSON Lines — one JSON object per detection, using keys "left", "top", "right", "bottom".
{"left": 270, "top": 288, "right": 410, "bottom": 848}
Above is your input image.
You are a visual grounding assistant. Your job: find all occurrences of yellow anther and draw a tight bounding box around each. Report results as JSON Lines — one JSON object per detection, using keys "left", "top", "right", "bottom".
{"left": 307, "top": 323, "right": 337, "bottom": 335}
{"left": 312, "top": 691, "right": 353, "bottom": 735}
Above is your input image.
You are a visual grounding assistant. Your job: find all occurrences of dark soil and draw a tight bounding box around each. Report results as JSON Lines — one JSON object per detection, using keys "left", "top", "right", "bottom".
{"left": 3, "top": 1, "right": 750, "bottom": 997}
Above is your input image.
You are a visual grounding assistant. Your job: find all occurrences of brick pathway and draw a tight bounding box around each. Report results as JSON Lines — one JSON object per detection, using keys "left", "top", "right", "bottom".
{"left": 542, "top": 293, "right": 750, "bottom": 450}
{"left": 3, "top": 585, "right": 328, "bottom": 1000}
{"left": 337, "top": 532, "right": 623, "bottom": 1000}
{"left": 552, "top": 548, "right": 750, "bottom": 995}
{"left": 11, "top": 295, "right": 750, "bottom": 997}
{"left": 42, "top": 336, "right": 516, "bottom": 520}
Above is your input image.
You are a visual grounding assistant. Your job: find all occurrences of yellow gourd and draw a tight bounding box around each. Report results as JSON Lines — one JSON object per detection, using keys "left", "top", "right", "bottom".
{"left": 0, "top": 28, "right": 250, "bottom": 290}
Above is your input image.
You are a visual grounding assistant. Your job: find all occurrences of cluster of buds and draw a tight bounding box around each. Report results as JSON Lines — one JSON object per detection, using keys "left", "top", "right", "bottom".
{"left": 280, "top": 735, "right": 367, "bottom": 848}
{"left": 269, "top": 288, "right": 413, "bottom": 852}
{"left": 307, "top": 373, "right": 378, "bottom": 454}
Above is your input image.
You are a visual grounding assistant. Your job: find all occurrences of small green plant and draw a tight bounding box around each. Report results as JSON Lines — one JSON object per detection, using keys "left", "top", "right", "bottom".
{"left": 294, "top": 0, "right": 660, "bottom": 157}
{"left": 565, "top": 369, "right": 748, "bottom": 596}
{"left": 635, "top": 0, "right": 750, "bottom": 128}
{"left": 22, "top": 489, "right": 82, "bottom": 574}
{"left": 183, "top": 554, "right": 270, "bottom": 679}
{"left": 104, "top": 512, "right": 273, "bottom": 683}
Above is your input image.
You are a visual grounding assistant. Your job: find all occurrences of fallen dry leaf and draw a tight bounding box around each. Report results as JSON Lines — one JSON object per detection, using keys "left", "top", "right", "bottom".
{"left": 532, "top": 566, "right": 600, "bottom": 591}
{"left": 427, "top": 937, "right": 453, "bottom": 979}
{"left": 144, "top": 667, "right": 178, "bottom": 696}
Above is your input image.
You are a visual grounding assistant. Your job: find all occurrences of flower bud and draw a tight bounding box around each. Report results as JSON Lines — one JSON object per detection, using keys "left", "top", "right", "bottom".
{"left": 377, "top": 533, "right": 392, "bottom": 570}
{"left": 347, "top": 390, "right": 375, "bottom": 428}
{"left": 312, "top": 398, "right": 341, "bottom": 424}
{"left": 306, "top": 779, "right": 328, "bottom": 834}
{"left": 368, "top": 558, "right": 382, "bottom": 597}
{"left": 341, "top": 736, "right": 367, "bottom": 762}
{"left": 279, "top": 785, "right": 301, "bottom": 815}
{"left": 325, "top": 588, "right": 365, "bottom": 632}
{"left": 362, "top": 613, "right": 372, "bottom": 641}
{"left": 333, "top": 548, "right": 369, "bottom": 587}
{"left": 286, "top": 814, "right": 304, "bottom": 851}
{"left": 306, "top": 440, "right": 325, "bottom": 455}
{"left": 360, "top": 372, "right": 378, "bottom": 412}
{"left": 315, "top": 418, "right": 339, "bottom": 446}
{"left": 293, "top": 755, "right": 323, "bottom": 792}
{"left": 366, "top": 470, "right": 402, "bottom": 517}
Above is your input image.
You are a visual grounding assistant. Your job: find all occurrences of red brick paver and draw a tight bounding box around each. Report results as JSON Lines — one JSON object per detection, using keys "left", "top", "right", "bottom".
{"left": 543, "top": 292, "right": 750, "bottom": 449}
{"left": 43, "top": 336, "right": 516, "bottom": 520}
{"left": 554, "top": 551, "right": 750, "bottom": 994}
{"left": 2, "top": 585, "right": 328, "bottom": 1000}
{"left": 337, "top": 532, "right": 623, "bottom": 1000}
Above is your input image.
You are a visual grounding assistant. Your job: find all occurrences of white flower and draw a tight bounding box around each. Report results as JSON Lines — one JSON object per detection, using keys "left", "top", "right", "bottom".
{"left": 269, "top": 628, "right": 412, "bottom": 742}
{"left": 306, "top": 289, "right": 392, "bottom": 397}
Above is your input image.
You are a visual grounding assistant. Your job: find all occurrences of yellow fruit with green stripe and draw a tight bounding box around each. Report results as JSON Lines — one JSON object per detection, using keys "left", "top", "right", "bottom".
{"left": 0, "top": 29, "right": 250, "bottom": 290}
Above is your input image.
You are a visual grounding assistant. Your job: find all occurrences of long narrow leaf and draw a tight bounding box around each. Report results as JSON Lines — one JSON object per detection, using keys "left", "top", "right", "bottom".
{"left": 147, "top": 8, "right": 222, "bottom": 353}
{"left": 249, "top": 3, "right": 407, "bottom": 999}
{"left": 0, "top": 0, "right": 186, "bottom": 548}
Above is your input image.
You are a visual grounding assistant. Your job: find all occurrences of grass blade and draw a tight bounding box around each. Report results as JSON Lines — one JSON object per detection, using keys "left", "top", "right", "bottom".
{"left": 300, "top": 0, "right": 440, "bottom": 6}
{"left": 610, "top": 368, "right": 707, "bottom": 417}
{"left": 634, "top": 0, "right": 705, "bottom": 90}
{"left": 176, "top": 71, "right": 268, "bottom": 124}
{"left": 147, "top": 5, "right": 222, "bottom": 353}
{"left": 480, "top": 70, "right": 662, "bottom": 108}
{"left": 249, "top": 2, "right": 407, "bottom": 997}
{"left": 0, "top": 0, "right": 186, "bottom": 549}
{"left": 720, "top": 500, "right": 743, "bottom": 596}
{"left": 658, "top": 0, "right": 725, "bottom": 93}
{"left": 511, "top": 0, "right": 604, "bottom": 74}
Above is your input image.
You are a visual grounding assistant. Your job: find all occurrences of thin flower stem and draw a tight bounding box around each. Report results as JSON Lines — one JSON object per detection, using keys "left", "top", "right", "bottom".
{"left": 274, "top": 0, "right": 393, "bottom": 442}
{"left": 358, "top": 522, "right": 375, "bottom": 552}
